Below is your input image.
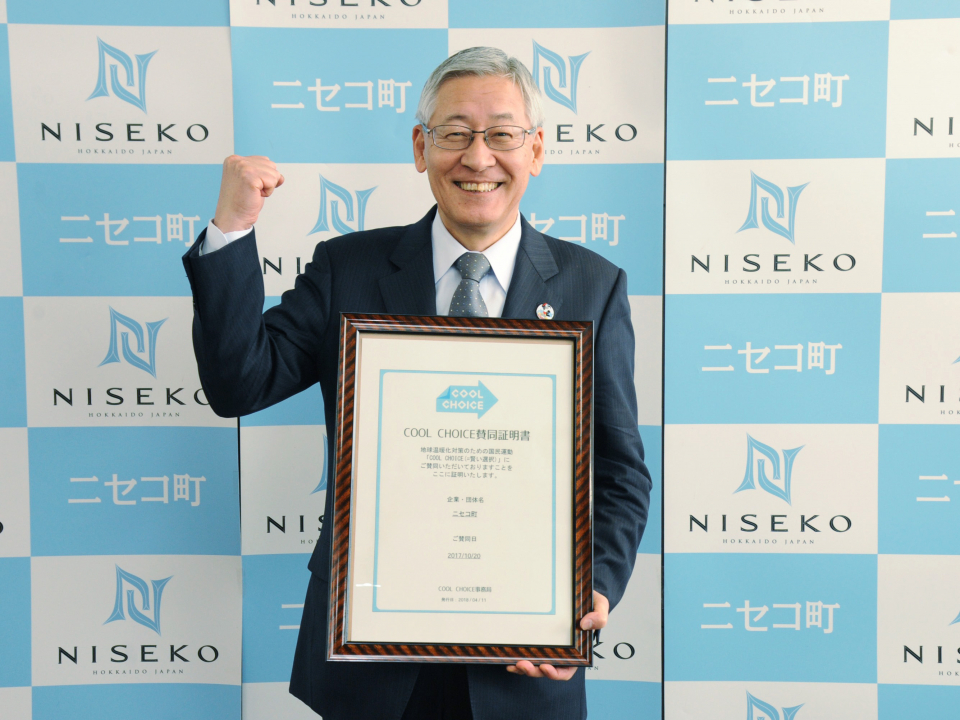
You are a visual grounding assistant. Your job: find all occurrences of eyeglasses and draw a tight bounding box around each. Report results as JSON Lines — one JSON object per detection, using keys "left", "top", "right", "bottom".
{"left": 423, "top": 124, "right": 537, "bottom": 151}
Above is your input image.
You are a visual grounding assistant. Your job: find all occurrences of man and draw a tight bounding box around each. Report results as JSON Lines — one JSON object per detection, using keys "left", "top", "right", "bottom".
{"left": 183, "top": 47, "right": 650, "bottom": 720}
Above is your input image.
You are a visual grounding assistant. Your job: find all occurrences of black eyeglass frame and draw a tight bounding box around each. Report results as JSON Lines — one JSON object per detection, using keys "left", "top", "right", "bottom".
{"left": 422, "top": 124, "right": 539, "bottom": 151}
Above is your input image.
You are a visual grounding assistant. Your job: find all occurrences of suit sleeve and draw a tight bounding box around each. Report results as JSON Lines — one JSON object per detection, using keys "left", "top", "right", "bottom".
{"left": 591, "top": 268, "right": 652, "bottom": 611}
{"left": 182, "top": 227, "right": 332, "bottom": 418}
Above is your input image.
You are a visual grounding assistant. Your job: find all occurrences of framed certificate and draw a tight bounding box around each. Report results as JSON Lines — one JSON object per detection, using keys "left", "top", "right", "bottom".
{"left": 327, "top": 314, "right": 593, "bottom": 665}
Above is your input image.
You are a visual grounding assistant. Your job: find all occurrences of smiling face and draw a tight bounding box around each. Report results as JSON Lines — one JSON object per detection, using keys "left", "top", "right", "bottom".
{"left": 413, "top": 74, "right": 545, "bottom": 251}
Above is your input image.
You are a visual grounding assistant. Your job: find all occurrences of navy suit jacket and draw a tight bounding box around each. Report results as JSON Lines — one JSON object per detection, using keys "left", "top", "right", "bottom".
{"left": 182, "top": 207, "right": 651, "bottom": 720}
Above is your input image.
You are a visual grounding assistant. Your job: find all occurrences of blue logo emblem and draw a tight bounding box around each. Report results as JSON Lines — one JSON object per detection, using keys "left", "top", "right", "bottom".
{"left": 87, "top": 38, "right": 157, "bottom": 113}
{"left": 735, "top": 435, "right": 804, "bottom": 505}
{"left": 105, "top": 565, "right": 172, "bottom": 635}
{"left": 737, "top": 172, "right": 809, "bottom": 244}
{"left": 311, "top": 431, "right": 327, "bottom": 494}
{"left": 436, "top": 382, "right": 498, "bottom": 418}
{"left": 747, "top": 692, "right": 803, "bottom": 720}
{"left": 308, "top": 174, "right": 376, "bottom": 236}
{"left": 99, "top": 307, "right": 167, "bottom": 378}
{"left": 532, "top": 41, "right": 589, "bottom": 114}
{"left": 950, "top": 609, "right": 960, "bottom": 626}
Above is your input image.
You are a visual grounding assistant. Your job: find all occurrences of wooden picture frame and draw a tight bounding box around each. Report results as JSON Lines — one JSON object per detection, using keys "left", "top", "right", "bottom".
{"left": 327, "top": 313, "right": 593, "bottom": 665}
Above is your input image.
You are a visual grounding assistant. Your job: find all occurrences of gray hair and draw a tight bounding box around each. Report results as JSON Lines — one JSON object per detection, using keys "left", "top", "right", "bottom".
{"left": 415, "top": 46, "right": 544, "bottom": 129}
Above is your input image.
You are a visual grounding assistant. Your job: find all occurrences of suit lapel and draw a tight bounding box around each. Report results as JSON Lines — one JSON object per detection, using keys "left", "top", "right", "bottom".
{"left": 378, "top": 208, "right": 438, "bottom": 316}
{"left": 501, "top": 215, "right": 562, "bottom": 320}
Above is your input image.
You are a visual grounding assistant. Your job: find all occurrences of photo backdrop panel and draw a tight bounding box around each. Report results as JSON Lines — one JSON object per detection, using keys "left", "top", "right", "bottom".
{"left": 230, "top": 26, "right": 447, "bottom": 163}
{"left": 667, "top": 21, "right": 889, "bottom": 161}
{"left": 241, "top": 553, "right": 312, "bottom": 685}
{"left": 449, "top": 0, "right": 665, "bottom": 29}
{"left": 30, "top": 685, "right": 241, "bottom": 720}
{"left": 250, "top": 163, "right": 437, "bottom": 297}
{"left": 0, "top": 687, "right": 30, "bottom": 720}
{"left": 239, "top": 425, "right": 327, "bottom": 557}
{"left": 229, "top": 0, "right": 448, "bottom": 29}
{"left": 0, "top": 557, "right": 31, "bottom": 688}
{"left": 449, "top": 26, "right": 665, "bottom": 165}
{"left": 0, "top": 296, "right": 26, "bottom": 427}
{"left": 17, "top": 164, "right": 221, "bottom": 298}
{"left": 7, "top": 24, "right": 234, "bottom": 164}
{"left": 5, "top": 0, "right": 230, "bottom": 26}
{"left": 30, "top": 554, "right": 242, "bottom": 688}
{"left": 0, "top": 24, "right": 12, "bottom": 162}
{"left": 878, "top": 425, "right": 960, "bottom": 556}
{"left": 522, "top": 164, "right": 664, "bottom": 296}
{"left": 242, "top": 682, "right": 319, "bottom": 720}
{"left": 882, "top": 158, "right": 960, "bottom": 293}
{"left": 22, "top": 296, "right": 236, "bottom": 429}
{"left": 27, "top": 427, "right": 240, "bottom": 558}
{"left": 665, "top": 424, "right": 878, "bottom": 555}
{"left": 0, "top": 427, "right": 30, "bottom": 558}
{"left": 668, "top": 0, "right": 890, "bottom": 25}
{"left": 876, "top": 554, "right": 960, "bottom": 686}
{"left": 886, "top": 17, "right": 960, "bottom": 159}
{"left": 588, "top": 552, "right": 662, "bottom": 684}
{"left": 0, "top": 161, "right": 22, "bottom": 296}
{"left": 664, "top": 553, "right": 878, "bottom": 684}
{"left": 878, "top": 292, "right": 960, "bottom": 424}
{"left": 665, "top": 680, "right": 878, "bottom": 720}
{"left": 665, "top": 158, "right": 884, "bottom": 296}
{"left": 664, "top": 293, "right": 882, "bottom": 425}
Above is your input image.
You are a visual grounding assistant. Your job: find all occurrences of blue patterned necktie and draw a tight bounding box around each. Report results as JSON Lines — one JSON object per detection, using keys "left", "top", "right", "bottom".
{"left": 448, "top": 252, "right": 492, "bottom": 317}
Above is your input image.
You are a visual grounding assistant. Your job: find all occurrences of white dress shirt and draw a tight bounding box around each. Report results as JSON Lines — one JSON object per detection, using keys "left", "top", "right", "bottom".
{"left": 200, "top": 211, "right": 522, "bottom": 318}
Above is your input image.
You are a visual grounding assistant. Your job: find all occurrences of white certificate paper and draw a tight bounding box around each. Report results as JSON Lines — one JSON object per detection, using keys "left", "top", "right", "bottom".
{"left": 345, "top": 333, "right": 575, "bottom": 647}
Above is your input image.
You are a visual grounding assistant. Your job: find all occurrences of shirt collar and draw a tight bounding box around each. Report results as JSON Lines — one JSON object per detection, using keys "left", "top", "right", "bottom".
{"left": 431, "top": 211, "right": 522, "bottom": 293}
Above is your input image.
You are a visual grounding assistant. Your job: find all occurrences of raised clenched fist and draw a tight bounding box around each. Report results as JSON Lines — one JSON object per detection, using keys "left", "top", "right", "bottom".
{"left": 213, "top": 155, "right": 285, "bottom": 234}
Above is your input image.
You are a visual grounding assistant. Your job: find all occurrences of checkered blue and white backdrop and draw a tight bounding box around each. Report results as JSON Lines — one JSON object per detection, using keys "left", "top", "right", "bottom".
{"left": 2, "top": 0, "right": 955, "bottom": 718}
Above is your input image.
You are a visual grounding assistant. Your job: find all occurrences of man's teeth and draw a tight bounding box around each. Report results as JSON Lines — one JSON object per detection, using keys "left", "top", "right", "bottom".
{"left": 457, "top": 182, "right": 500, "bottom": 192}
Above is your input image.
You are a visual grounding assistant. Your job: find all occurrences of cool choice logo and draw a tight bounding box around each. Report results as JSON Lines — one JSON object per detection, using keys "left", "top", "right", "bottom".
{"left": 746, "top": 692, "right": 803, "bottom": 720}
{"left": 690, "top": 173, "right": 856, "bottom": 286}
{"left": 53, "top": 308, "right": 209, "bottom": 416}
{"left": 266, "top": 432, "right": 327, "bottom": 545}
{"left": 901, "top": 608, "right": 960, "bottom": 676}
{"left": 88, "top": 38, "right": 156, "bottom": 113}
{"left": 436, "top": 383, "right": 498, "bottom": 419}
{"left": 262, "top": 174, "right": 377, "bottom": 278}
{"left": 42, "top": 38, "right": 210, "bottom": 154}
{"left": 689, "top": 435, "right": 852, "bottom": 544}
{"left": 531, "top": 41, "right": 638, "bottom": 157}
{"left": 57, "top": 565, "right": 220, "bottom": 673}
{"left": 105, "top": 566, "right": 171, "bottom": 635}
{"left": 904, "top": 347, "right": 960, "bottom": 416}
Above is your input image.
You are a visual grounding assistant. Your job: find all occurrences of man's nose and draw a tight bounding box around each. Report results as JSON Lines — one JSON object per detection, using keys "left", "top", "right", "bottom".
{"left": 459, "top": 133, "right": 497, "bottom": 172}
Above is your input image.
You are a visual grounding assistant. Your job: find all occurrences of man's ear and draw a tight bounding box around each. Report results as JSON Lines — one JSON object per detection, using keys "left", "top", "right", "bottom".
{"left": 412, "top": 125, "right": 427, "bottom": 173}
{"left": 529, "top": 127, "right": 545, "bottom": 177}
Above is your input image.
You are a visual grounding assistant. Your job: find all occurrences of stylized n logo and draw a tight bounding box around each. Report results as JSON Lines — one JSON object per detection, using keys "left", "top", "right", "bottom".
{"left": 737, "top": 172, "right": 808, "bottom": 244}
{"left": 99, "top": 307, "right": 167, "bottom": 378}
{"left": 87, "top": 38, "right": 157, "bottom": 113}
{"left": 735, "top": 435, "right": 803, "bottom": 505}
{"left": 308, "top": 175, "right": 376, "bottom": 237}
{"left": 105, "top": 566, "right": 172, "bottom": 635}
{"left": 746, "top": 692, "right": 803, "bottom": 720}
{"left": 532, "top": 41, "right": 589, "bottom": 114}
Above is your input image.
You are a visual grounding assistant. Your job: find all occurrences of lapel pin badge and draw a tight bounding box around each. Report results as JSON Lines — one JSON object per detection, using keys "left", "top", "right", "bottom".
{"left": 536, "top": 303, "right": 555, "bottom": 320}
